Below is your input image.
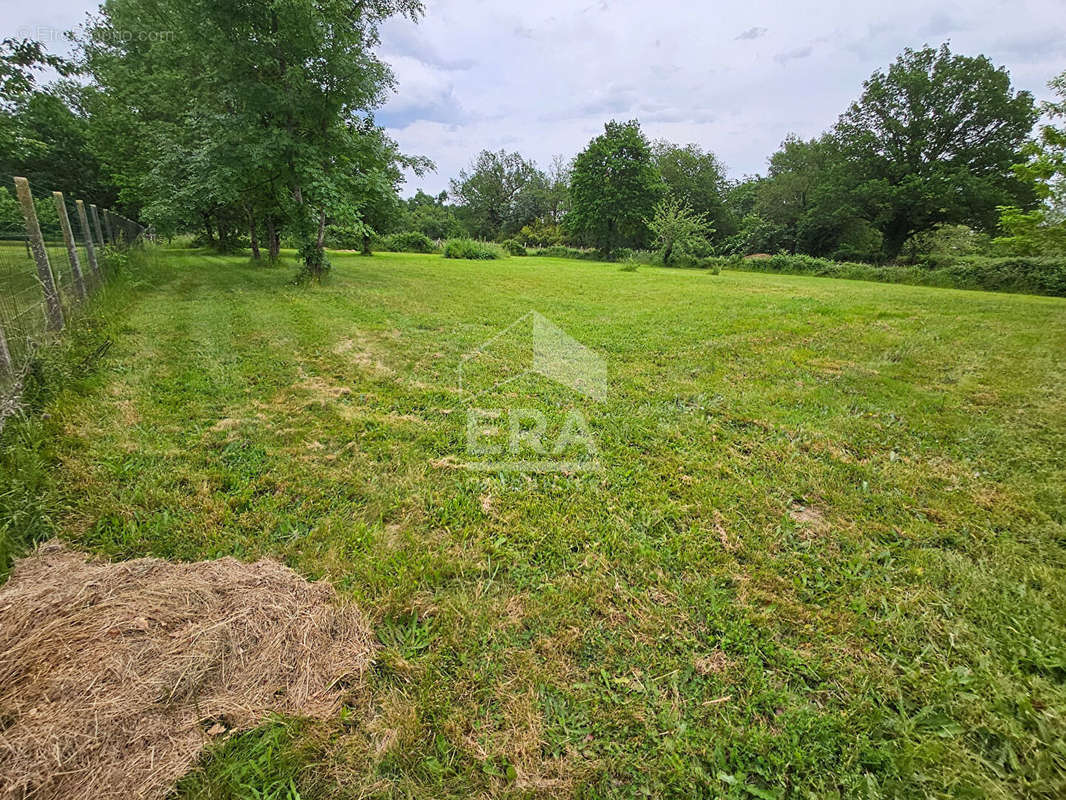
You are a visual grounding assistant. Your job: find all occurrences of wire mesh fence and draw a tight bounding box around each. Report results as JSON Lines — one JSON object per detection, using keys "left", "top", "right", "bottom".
{"left": 0, "top": 176, "right": 146, "bottom": 418}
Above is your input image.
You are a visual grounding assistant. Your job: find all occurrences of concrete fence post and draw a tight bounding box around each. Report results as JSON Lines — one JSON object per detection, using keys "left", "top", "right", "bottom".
{"left": 75, "top": 200, "right": 102, "bottom": 282}
{"left": 90, "top": 204, "right": 105, "bottom": 246}
{"left": 14, "top": 177, "right": 64, "bottom": 331}
{"left": 53, "top": 192, "right": 87, "bottom": 301}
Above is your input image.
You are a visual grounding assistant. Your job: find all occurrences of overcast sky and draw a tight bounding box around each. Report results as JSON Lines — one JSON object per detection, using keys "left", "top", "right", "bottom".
{"left": 8, "top": 0, "right": 1065, "bottom": 195}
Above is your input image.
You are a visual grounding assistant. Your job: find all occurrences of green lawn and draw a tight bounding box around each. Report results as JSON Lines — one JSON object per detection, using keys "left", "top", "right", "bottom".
{"left": 3, "top": 247, "right": 1066, "bottom": 798}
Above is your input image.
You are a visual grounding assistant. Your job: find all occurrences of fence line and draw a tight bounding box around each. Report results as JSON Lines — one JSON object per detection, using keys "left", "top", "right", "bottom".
{"left": 0, "top": 175, "right": 147, "bottom": 420}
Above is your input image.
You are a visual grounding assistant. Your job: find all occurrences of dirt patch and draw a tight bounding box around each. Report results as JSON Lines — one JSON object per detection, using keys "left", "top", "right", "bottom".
{"left": 693, "top": 650, "right": 732, "bottom": 676}
{"left": 789, "top": 503, "right": 827, "bottom": 531}
{"left": 0, "top": 541, "right": 375, "bottom": 800}
{"left": 332, "top": 337, "right": 394, "bottom": 376}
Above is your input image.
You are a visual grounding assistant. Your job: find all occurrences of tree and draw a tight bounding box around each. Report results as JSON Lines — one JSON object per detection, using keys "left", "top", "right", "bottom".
{"left": 646, "top": 196, "right": 713, "bottom": 265}
{"left": 993, "top": 70, "right": 1066, "bottom": 255}
{"left": 449, "top": 150, "right": 543, "bottom": 239}
{"left": 652, "top": 141, "right": 732, "bottom": 239}
{"left": 0, "top": 83, "right": 118, "bottom": 209}
{"left": 835, "top": 44, "right": 1037, "bottom": 259}
{"left": 81, "top": 0, "right": 424, "bottom": 276}
{"left": 402, "top": 190, "right": 466, "bottom": 240}
{"left": 756, "top": 135, "right": 832, "bottom": 252}
{"left": 568, "top": 120, "right": 664, "bottom": 256}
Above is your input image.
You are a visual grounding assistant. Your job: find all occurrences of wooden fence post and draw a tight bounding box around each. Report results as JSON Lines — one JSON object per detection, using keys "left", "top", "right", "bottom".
{"left": 102, "top": 208, "right": 115, "bottom": 244}
{"left": 90, "top": 204, "right": 105, "bottom": 246}
{"left": 75, "top": 200, "right": 102, "bottom": 281}
{"left": 14, "top": 177, "right": 64, "bottom": 331}
{"left": 53, "top": 192, "right": 87, "bottom": 301}
{"left": 0, "top": 318, "right": 12, "bottom": 378}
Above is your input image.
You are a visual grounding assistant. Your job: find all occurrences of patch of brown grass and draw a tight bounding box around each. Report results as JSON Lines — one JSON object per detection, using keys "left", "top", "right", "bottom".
{"left": 0, "top": 542, "right": 375, "bottom": 800}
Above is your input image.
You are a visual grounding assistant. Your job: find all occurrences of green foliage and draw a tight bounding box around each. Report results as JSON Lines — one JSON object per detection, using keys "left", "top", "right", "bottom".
{"left": 904, "top": 224, "right": 991, "bottom": 262}
{"left": 993, "top": 206, "right": 1066, "bottom": 256}
{"left": 528, "top": 245, "right": 600, "bottom": 260}
{"left": 728, "top": 252, "right": 1066, "bottom": 296}
{"left": 449, "top": 150, "right": 545, "bottom": 240}
{"left": 172, "top": 719, "right": 313, "bottom": 800}
{"left": 401, "top": 190, "right": 465, "bottom": 240}
{"left": 836, "top": 43, "right": 1038, "bottom": 258}
{"left": 652, "top": 141, "right": 733, "bottom": 239}
{"left": 718, "top": 213, "right": 789, "bottom": 257}
{"left": 501, "top": 239, "right": 527, "bottom": 256}
{"left": 993, "top": 69, "right": 1066, "bottom": 256}
{"left": 646, "top": 195, "right": 714, "bottom": 265}
{"left": 754, "top": 134, "right": 861, "bottom": 257}
{"left": 0, "top": 86, "right": 118, "bottom": 209}
{"left": 517, "top": 220, "right": 564, "bottom": 248}
{"left": 441, "top": 238, "right": 505, "bottom": 260}
{"left": 568, "top": 119, "right": 664, "bottom": 257}
{"left": 79, "top": 0, "right": 426, "bottom": 273}
{"left": 381, "top": 231, "right": 438, "bottom": 253}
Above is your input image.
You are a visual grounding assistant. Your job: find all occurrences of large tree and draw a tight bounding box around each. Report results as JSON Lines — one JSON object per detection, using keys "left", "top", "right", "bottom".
{"left": 81, "top": 0, "right": 423, "bottom": 275}
{"left": 835, "top": 44, "right": 1037, "bottom": 259}
{"left": 652, "top": 141, "right": 732, "bottom": 239}
{"left": 449, "top": 150, "right": 543, "bottom": 239}
{"left": 755, "top": 134, "right": 880, "bottom": 259}
{"left": 568, "top": 120, "right": 664, "bottom": 256}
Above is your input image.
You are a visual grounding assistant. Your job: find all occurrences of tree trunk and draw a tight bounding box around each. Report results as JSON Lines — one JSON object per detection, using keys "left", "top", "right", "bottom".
{"left": 362, "top": 232, "right": 372, "bottom": 256}
{"left": 249, "top": 212, "right": 261, "bottom": 260}
{"left": 266, "top": 217, "right": 280, "bottom": 260}
{"left": 203, "top": 214, "right": 215, "bottom": 247}
{"left": 216, "top": 214, "right": 228, "bottom": 252}
{"left": 882, "top": 224, "right": 911, "bottom": 263}
{"left": 663, "top": 241, "right": 674, "bottom": 266}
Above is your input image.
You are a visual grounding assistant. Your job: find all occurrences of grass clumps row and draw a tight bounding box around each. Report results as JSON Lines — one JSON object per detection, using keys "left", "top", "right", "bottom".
{"left": 441, "top": 238, "right": 506, "bottom": 260}
{"left": 726, "top": 252, "right": 1066, "bottom": 297}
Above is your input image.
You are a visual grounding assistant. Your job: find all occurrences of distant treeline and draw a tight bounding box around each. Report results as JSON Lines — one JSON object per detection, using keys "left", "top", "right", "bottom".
{"left": 2, "top": 10, "right": 1064, "bottom": 277}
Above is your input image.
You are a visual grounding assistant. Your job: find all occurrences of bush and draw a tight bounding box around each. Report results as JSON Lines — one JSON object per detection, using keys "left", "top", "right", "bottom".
{"left": 529, "top": 246, "right": 600, "bottom": 260}
{"left": 727, "top": 253, "right": 1066, "bottom": 297}
{"left": 502, "top": 239, "right": 527, "bottom": 256}
{"left": 442, "top": 239, "right": 505, "bottom": 260}
{"left": 382, "top": 231, "right": 438, "bottom": 253}
{"left": 517, "top": 222, "right": 565, "bottom": 248}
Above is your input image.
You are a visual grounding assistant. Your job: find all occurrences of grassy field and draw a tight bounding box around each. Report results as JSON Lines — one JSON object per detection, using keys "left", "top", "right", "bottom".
{"left": 2, "top": 247, "right": 1065, "bottom": 798}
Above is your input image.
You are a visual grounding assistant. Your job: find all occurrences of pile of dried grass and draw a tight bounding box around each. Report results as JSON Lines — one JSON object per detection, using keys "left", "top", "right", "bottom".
{"left": 0, "top": 541, "right": 375, "bottom": 800}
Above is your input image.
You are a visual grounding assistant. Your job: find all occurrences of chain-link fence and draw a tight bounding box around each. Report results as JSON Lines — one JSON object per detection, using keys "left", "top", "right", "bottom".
{"left": 0, "top": 176, "right": 146, "bottom": 419}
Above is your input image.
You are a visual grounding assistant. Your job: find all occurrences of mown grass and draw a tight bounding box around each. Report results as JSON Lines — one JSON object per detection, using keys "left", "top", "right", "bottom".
{"left": 1, "top": 247, "right": 1065, "bottom": 798}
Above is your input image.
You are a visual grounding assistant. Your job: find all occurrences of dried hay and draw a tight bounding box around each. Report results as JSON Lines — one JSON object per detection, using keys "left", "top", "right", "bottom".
{"left": 0, "top": 541, "right": 375, "bottom": 800}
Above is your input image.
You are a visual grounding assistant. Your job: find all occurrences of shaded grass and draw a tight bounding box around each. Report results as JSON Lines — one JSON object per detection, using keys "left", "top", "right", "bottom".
{"left": 2, "top": 248, "right": 1065, "bottom": 798}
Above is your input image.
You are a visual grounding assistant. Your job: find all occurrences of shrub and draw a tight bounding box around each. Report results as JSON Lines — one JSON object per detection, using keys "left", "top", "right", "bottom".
{"left": 529, "top": 246, "right": 600, "bottom": 260}
{"left": 727, "top": 253, "right": 1066, "bottom": 297}
{"left": 502, "top": 239, "right": 527, "bottom": 256}
{"left": 382, "top": 231, "right": 438, "bottom": 253}
{"left": 517, "top": 222, "right": 565, "bottom": 248}
{"left": 442, "top": 239, "right": 505, "bottom": 260}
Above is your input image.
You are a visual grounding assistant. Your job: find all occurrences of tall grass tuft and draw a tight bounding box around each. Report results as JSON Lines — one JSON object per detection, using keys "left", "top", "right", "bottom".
{"left": 441, "top": 239, "right": 506, "bottom": 260}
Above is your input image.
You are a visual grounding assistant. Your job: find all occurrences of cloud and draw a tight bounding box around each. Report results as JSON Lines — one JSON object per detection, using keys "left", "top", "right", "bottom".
{"left": 9, "top": 0, "right": 1064, "bottom": 198}
{"left": 736, "top": 26, "right": 768, "bottom": 41}
{"left": 368, "top": 0, "right": 1065, "bottom": 194}
{"left": 774, "top": 45, "right": 814, "bottom": 64}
